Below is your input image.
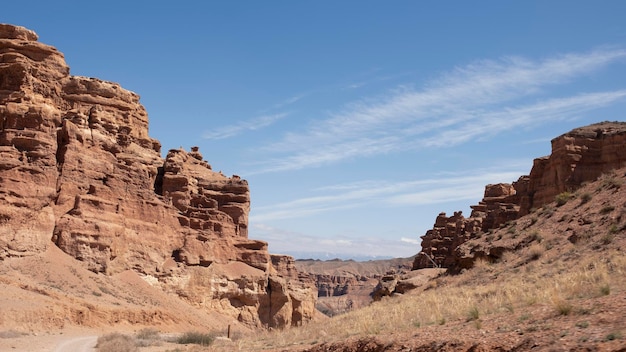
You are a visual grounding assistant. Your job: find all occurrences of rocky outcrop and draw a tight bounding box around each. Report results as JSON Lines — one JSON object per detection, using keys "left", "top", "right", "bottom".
{"left": 314, "top": 274, "right": 364, "bottom": 297}
{"left": 520, "top": 122, "right": 626, "bottom": 215}
{"left": 414, "top": 121, "right": 626, "bottom": 271}
{"left": 268, "top": 255, "right": 318, "bottom": 327}
{"left": 295, "top": 258, "right": 413, "bottom": 316}
{"left": 0, "top": 24, "right": 315, "bottom": 328}
{"left": 0, "top": 24, "right": 69, "bottom": 258}
{"left": 371, "top": 268, "right": 446, "bottom": 301}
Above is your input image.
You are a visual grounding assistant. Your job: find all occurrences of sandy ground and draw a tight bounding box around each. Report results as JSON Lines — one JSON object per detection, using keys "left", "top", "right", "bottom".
{"left": 0, "top": 329, "right": 96, "bottom": 352}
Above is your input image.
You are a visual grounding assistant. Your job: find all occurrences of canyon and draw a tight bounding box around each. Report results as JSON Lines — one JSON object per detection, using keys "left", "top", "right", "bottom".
{"left": 0, "top": 23, "right": 316, "bottom": 329}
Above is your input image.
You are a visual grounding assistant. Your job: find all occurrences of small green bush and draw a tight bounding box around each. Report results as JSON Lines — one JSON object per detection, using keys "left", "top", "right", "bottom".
{"left": 600, "top": 284, "right": 611, "bottom": 296}
{"left": 530, "top": 231, "right": 543, "bottom": 243}
{"left": 575, "top": 321, "right": 589, "bottom": 329}
{"left": 605, "top": 331, "right": 623, "bottom": 341}
{"left": 176, "top": 331, "right": 214, "bottom": 346}
{"left": 601, "top": 233, "right": 615, "bottom": 245}
{"left": 555, "top": 192, "right": 573, "bottom": 207}
{"left": 539, "top": 205, "right": 555, "bottom": 218}
{"left": 600, "top": 205, "right": 615, "bottom": 214}
{"left": 467, "top": 306, "right": 480, "bottom": 321}
{"left": 528, "top": 245, "right": 543, "bottom": 261}
{"left": 600, "top": 176, "right": 622, "bottom": 190}
{"left": 580, "top": 193, "right": 592, "bottom": 204}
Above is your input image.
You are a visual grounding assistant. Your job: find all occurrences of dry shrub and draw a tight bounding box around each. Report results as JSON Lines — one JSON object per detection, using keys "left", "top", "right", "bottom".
{"left": 176, "top": 331, "right": 214, "bottom": 346}
{"left": 135, "top": 328, "right": 162, "bottom": 347}
{"left": 580, "top": 193, "right": 592, "bottom": 204}
{"left": 136, "top": 327, "right": 160, "bottom": 339}
{"left": 553, "top": 298, "right": 573, "bottom": 315}
{"left": 96, "top": 332, "right": 138, "bottom": 352}
{"left": 527, "top": 244, "right": 544, "bottom": 261}
{"left": 555, "top": 192, "right": 573, "bottom": 206}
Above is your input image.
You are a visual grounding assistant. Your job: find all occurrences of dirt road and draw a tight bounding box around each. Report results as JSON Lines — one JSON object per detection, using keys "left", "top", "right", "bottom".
{"left": 52, "top": 335, "right": 97, "bottom": 352}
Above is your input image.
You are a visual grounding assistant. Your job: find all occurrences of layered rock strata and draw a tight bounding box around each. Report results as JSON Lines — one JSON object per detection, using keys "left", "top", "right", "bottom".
{"left": 0, "top": 24, "right": 315, "bottom": 328}
{"left": 414, "top": 121, "right": 626, "bottom": 270}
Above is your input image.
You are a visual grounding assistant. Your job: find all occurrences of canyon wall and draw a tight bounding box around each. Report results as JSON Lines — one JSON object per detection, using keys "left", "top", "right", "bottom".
{"left": 414, "top": 121, "right": 626, "bottom": 271}
{"left": 0, "top": 24, "right": 315, "bottom": 328}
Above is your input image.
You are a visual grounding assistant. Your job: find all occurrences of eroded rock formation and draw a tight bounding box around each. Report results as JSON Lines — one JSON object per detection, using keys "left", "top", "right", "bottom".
{"left": 414, "top": 121, "right": 626, "bottom": 271}
{"left": 0, "top": 24, "right": 315, "bottom": 328}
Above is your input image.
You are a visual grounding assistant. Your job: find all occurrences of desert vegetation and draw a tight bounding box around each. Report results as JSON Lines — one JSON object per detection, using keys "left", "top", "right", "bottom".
{"left": 236, "top": 251, "right": 625, "bottom": 350}
{"left": 95, "top": 329, "right": 217, "bottom": 352}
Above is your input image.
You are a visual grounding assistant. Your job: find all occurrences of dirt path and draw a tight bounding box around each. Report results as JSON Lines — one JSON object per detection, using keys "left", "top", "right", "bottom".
{"left": 52, "top": 335, "right": 97, "bottom": 352}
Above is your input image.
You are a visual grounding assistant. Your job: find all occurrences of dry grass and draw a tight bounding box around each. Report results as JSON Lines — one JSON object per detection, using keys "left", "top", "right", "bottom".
{"left": 175, "top": 331, "right": 215, "bottom": 346}
{"left": 239, "top": 250, "right": 626, "bottom": 350}
{"left": 135, "top": 328, "right": 163, "bottom": 347}
{"left": 96, "top": 332, "right": 138, "bottom": 352}
{"left": 96, "top": 329, "right": 166, "bottom": 351}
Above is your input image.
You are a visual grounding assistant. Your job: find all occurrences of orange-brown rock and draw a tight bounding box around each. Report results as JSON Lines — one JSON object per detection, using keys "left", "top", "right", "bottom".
{"left": 520, "top": 122, "right": 626, "bottom": 215}
{"left": 414, "top": 121, "right": 626, "bottom": 270}
{"left": 413, "top": 211, "right": 481, "bottom": 269}
{"left": 0, "top": 24, "right": 68, "bottom": 258}
{"left": 0, "top": 24, "right": 315, "bottom": 328}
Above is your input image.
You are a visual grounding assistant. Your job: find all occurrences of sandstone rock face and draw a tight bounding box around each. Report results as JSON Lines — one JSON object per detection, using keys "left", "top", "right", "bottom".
{"left": 295, "top": 258, "right": 413, "bottom": 316}
{"left": 315, "top": 274, "right": 362, "bottom": 297}
{"left": 413, "top": 211, "right": 481, "bottom": 269}
{"left": 0, "top": 24, "right": 68, "bottom": 258}
{"left": 520, "top": 122, "right": 626, "bottom": 215}
{"left": 371, "top": 268, "right": 446, "bottom": 301}
{"left": 414, "top": 121, "right": 626, "bottom": 270}
{"left": 0, "top": 24, "right": 315, "bottom": 328}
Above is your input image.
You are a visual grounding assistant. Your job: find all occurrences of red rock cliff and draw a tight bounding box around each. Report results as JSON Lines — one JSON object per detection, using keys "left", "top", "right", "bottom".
{"left": 414, "top": 121, "right": 626, "bottom": 270}
{"left": 0, "top": 24, "right": 315, "bottom": 328}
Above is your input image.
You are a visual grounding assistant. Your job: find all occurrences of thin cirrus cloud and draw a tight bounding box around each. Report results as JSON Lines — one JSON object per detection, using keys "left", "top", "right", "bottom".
{"left": 202, "top": 112, "right": 288, "bottom": 140}
{"left": 250, "top": 166, "right": 526, "bottom": 223}
{"left": 251, "top": 223, "right": 421, "bottom": 258}
{"left": 247, "top": 48, "right": 626, "bottom": 174}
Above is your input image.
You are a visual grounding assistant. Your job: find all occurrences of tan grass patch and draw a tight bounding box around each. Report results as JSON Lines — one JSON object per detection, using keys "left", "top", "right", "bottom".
{"left": 239, "top": 250, "right": 626, "bottom": 350}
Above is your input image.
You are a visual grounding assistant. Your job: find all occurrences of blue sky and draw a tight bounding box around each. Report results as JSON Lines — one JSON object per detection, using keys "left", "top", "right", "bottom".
{"left": 4, "top": 1, "right": 626, "bottom": 259}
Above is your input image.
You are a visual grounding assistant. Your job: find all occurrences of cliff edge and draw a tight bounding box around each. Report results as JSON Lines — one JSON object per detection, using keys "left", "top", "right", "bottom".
{"left": 0, "top": 24, "right": 315, "bottom": 329}
{"left": 413, "top": 121, "right": 626, "bottom": 271}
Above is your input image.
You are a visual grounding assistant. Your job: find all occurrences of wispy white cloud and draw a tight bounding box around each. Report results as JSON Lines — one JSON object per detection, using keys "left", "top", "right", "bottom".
{"left": 401, "top": 237, "right": 421, "bottom": 245}
{"left": 250, "top": 165, "right": 526, "bottom": 222}
{"left": 247, "top": 49, "right": 626, "bottom": 174}
{"left": 202, "top": 113, "right": 288, "bottom": 140}
{"left": 419, "top": 90, "right": 626, "bottom": 148}
{"left": 272, "top": 94, "right": 305, "bottom": 109}
{"left": 251, "top": 223, "right": 419, "bottom": 258}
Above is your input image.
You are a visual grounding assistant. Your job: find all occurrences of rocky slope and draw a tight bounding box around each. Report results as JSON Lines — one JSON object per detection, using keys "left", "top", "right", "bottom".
{"left": 413, "top": 121, "right": 626, "bottom": 272}
{"left": 0, "top": 24, "right": 315, "bottom": 329}
{"left": 231, "top": 151, "right": 626, "bottom": 352}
